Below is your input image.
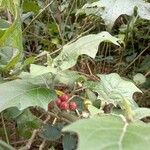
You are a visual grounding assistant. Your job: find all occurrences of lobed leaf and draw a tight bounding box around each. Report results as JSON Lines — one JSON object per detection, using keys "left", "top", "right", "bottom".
{"left": 0, "top": 79, "right": 56, "bottom": 112}
{"left": 53, "top": 32, "right": 120, "bottom": 70}
{"left": 80, "top": 0, "right": 150, "bottom": 29}
{"left": 63, "top": 115, "right": 150, "bottom": 150}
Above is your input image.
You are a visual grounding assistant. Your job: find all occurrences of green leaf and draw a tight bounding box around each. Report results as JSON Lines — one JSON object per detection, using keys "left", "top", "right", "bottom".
{"left": 0, "top": 19, "right": 10, "bottom": 38}
{"left": 133, "top": 73, "right": 146, "bottom": 85}
{"left": 81, "top": 0, "right": 150, "bottom": 29}
{"left": 0, "top": 140, "right": 15, "bottom": 150}
{"left": 23, "top": 0, "right": 40, "bottom": 14}
{"left": 134, "top": 107, "right": 150, "bottom": 120}
{"left": 0, "top": 1, "right": 23, "bottom": 72}
{"left": 0, "top": 1, "right": 22, "bottom": 50}
{"left": 3, "top": 107, "right": 23, "bottom": 119}
{"left": 0, "top": 79, "right": 56, "bottom": 112}
{"left": 16, "top": 109, "right": 41, "bottom": 138}
{"left": 23, "top": 57, "right": 35, "bottom": 67}
{"left": 39, "top": 123, "right": 63, "bottom": 141}
{"left": 138, "top": 55, "right": 150, "bottom": 72}
{"left": 53, "top": 32, "right": 120, "bottom": 70}
{"left": 29, "top": 64, "right": 57, "bottom": 78}
{"left": 63, "top": 134, "right": 77, "bottom": 150}
{"left": 63, "top": 115, "right": 150, "bottom": 150}
{"left": 54, "top": 70, "right": 86, "bottom": 85}
{"left": 0, "top": 47, "right": 20, "bottom": 72}
{"left": 85, "top": 73, "right": 142, "bottom": 106}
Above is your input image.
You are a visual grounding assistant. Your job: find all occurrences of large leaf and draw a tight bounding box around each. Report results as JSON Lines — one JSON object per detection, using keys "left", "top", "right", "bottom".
{"left": 63, "top": 115, "right": 150, "bottom": 150}
{"left": 53, "top": 32, "right": 120, "bottom": 70}
{"left": 0, "top": 79, "right": 56, "bottom": 112}
{"left": 134, "top": 107, "right": 150, "bottom": 120}
{"left": 85, "top": 73, "right": 142, "bottom": 106}
{"left": 0, "top": 1, "right": 23, "bottom": 72}
{"left": 80, "top": 0, "right": 150, "bottom": 29}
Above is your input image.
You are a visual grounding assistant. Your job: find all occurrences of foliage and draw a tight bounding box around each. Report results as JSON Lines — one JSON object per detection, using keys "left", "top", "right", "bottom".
{"left": 0, "top": 0, "right": 22, "bottom": 74}
{"left": 80, "top": 0, "right": 150, "bottom": 29}
{"left": 0, "top": 0, "right": 150, "bottom": 149}
{"left": 63, "top": 115, "right": 150, "bottom": 150}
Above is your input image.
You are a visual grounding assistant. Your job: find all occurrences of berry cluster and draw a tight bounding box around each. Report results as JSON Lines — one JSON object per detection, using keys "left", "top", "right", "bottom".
{"left": 55, "top": 94, "right": 77, "bottom": 111}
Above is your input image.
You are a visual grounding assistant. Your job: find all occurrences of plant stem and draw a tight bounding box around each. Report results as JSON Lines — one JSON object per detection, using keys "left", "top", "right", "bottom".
{"left": 1, "top": 113, "right": 10, "bottom": 144}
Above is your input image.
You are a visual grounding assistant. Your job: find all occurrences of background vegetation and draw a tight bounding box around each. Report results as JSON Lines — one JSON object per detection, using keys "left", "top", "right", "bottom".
{"left": 0, "top": 0, "right": 150, "bottom": 150}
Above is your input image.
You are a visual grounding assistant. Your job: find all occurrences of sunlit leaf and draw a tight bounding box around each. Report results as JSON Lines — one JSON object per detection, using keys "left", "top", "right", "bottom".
{"left": 63, "top": 115, "right": 150, "bottom": 150}
{"left": 85, "top": 73, "right": 142, "bottom": 106}
{"left": 80, "top": 0, "right": 150, "bottom": 29}
{"left": 53, "top": 32, "right": 120, "bottom": 70}
{"left": 0, "top": 79, "right": 56, "bottom": 112}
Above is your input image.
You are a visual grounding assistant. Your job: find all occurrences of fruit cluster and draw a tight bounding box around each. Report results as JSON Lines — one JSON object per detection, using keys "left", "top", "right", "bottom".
{"left": 55, "top": 94, "right": 77, "bottom": 111}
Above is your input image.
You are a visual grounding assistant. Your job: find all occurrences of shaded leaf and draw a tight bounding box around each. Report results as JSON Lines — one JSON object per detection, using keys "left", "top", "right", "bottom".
{"left": 39, "top": 124, "right": 64, "bottom": 141}
{"left": 3, "top": 107, "right": 23, "bottom": 119}
{"left": 16, "top": 109, "right": 41, "bottom": 138}
{"left": 63, "top": 134, "right": 77, "bottom": 150}
{"left": 138, "top": 55, "right": 150, "bottom": 72}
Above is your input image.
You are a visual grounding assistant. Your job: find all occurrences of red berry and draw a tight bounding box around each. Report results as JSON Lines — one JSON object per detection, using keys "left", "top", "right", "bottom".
{"left": 55, "top": 98, "right": 61, "bottom": 106}
{"left": 59, "top": 102, "right": 69, "bottom": 110}
{"left": 69, "top": 102, "right": 77, "bottom": 111}
{"left": 59, "top": 94, "right": 69, "bottom": 102}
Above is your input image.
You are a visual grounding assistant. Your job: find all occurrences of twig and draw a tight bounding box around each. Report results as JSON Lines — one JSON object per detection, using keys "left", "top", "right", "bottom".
{"left": 145, "top": 70, "right": 150, "bottom": 77}
{"left": 39, "top": 115, "right": 51, "bottom": 150}
{"left": 49, "top": 5, "right": 65, "bottom": 45}
{"left": 39, "top": 140, "right": 46, "bottom": 150}
{"left": 19, "top": 129, "right": 39, "bottom": 150}
{"left": 86, "top": 61, "right": 93, "bottom": 76}
{"left": 19, "top": 115, "right": 51, "bottom": 150}
{"left": 1, "top": 113, "right": 9, "bottom": 144}
{"left": 123, "top": 44, "right": 150, "bottom": 72}
{"left": 7, "top": 9, "right": 12, "bottom": 23}
{"left": 23, "top": 0, "right": 54, "bottom": 33}
{"left": 63, "top": 0, "right": 76, "bottom": 35}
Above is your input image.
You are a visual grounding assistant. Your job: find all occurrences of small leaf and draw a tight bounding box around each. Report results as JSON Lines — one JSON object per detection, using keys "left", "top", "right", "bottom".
{"left": 30, "top": 64, "right": 57, "bottom": 78}
{"left": 54, "top": 70, "right": 86, "bottom": 85}
{"left": 133, "top": 73, "right": 146, "bottom": 85}
{"left": 23, "top": 57, "right": 35, "bottom": 67}
{"left": 39, "top": 124, "right": 63, "bottom": 141}
{"left": 138, "top": 55, "right": 150, "bottom": 72}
